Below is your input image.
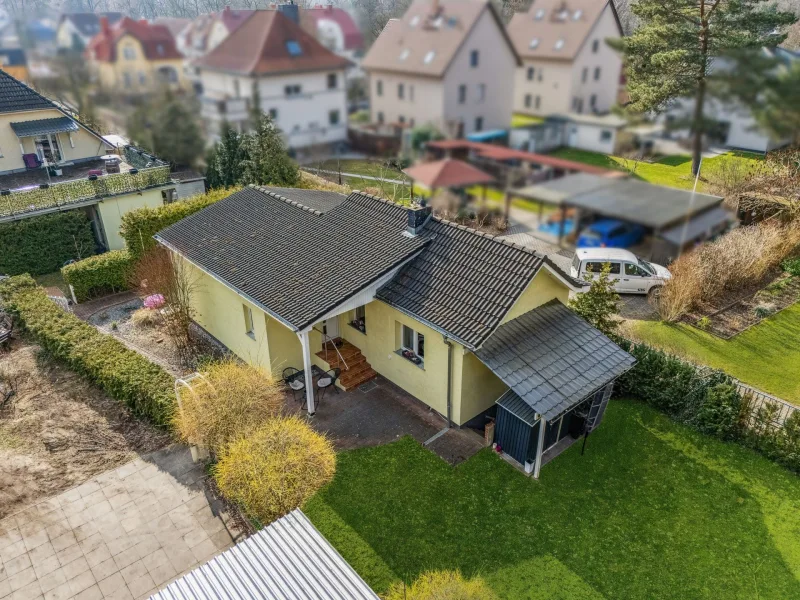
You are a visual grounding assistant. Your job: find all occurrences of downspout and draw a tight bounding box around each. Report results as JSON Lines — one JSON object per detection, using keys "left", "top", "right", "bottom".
{"left": 443, "top": 335, "right": 453, "bottom": 427}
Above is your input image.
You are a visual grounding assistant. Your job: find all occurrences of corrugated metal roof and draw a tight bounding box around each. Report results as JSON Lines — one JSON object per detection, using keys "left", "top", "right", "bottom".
{"left": 150, "top": 510, "right": 378, "bottom": 600}
{"left": 659, "top": 206, "right": 734, "bottom": 246}
{"left": 10, "top": 116, "right": 78, "bottom": 138}
{"left": 476, "top": 299, "right": 635, "bottom": 420}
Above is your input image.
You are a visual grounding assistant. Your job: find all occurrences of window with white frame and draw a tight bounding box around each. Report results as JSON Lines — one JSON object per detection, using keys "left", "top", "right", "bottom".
{"left": 350, "top": 305, "right": 366, "bottom": 333}
{"left": 477, "top": 83, "right": 486, "bottom": 103}
{"left": 243, "top": 304, "right": 255, "bottom": 338}
{"left": 123, "top": 45, "right": 136, "bottom": 60}
{"left": 400, "top": 324, "right": 424, "bottom": 361}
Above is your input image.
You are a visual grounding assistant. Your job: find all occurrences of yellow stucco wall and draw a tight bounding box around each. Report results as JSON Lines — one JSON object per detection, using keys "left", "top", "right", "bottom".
{"left": 455, "top": 351, "right": 507, "bottom": 426}
{"left": 93, "top": 34, "right": 188, "bottom": 93}
{"left": 0, "top": 66, "right": 28, "bottom": 82}
{"left": 97, "top": 189, "right": 164, "bottom": 250}
{"left": 266, "top": 315, "right": 303, "bottom": 376}
{"left": 0, "top": 108, "right": 109, "bottom": 173}
{"left": 186, "top": 262, "right": 272, "bottom": 370}
{"left": 502, "top": 268, "right": 570, "bottom": 324}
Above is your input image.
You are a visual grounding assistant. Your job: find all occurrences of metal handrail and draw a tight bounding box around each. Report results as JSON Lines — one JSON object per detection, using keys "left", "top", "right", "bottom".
{"left": 312, "top": 327, "right": 349, "bottom": 371}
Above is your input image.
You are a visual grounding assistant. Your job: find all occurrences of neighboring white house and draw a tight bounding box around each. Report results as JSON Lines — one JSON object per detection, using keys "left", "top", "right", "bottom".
{"left": 56, "top": 12, "right": 122, "bottom": 52}
{"left": 362, "top": 0, "right": 520, "bottom": 138}
{"left": 511, "top": 112, "right": 630, "bottom": 154}
{"left": 195, "top": 8, "right": 350, "bottom": 151}
{"left": 507, "top": 0, "right": 623, "bottom": 117}
{"left": 659, "top": 47, "right": 799, "bottom": 153}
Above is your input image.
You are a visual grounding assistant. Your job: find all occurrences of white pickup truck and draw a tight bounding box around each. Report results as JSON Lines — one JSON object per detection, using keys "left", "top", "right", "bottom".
{"left": 570, "top": 248, "right": 671, "bottom": 297}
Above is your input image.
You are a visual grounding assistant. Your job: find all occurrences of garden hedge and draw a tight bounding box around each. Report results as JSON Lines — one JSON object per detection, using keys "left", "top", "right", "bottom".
{"left": 120, "top": 187, "right": 240, "bottom": 261}
{"left": 0, "top": 211, "right": 96, "bottom": 276}
{"left": 0, "top": 275, "right": 174, "bottom": 426}
{"left": 62, "top": 250, "right": 134, "bottom": 302}
{"left": 615, "top": 338, "right": 800, "bottom": 473}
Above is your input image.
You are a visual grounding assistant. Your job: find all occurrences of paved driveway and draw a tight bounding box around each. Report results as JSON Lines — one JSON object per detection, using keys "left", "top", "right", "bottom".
{"left": 0, "top": 446, "right": 237, "bottom": 600}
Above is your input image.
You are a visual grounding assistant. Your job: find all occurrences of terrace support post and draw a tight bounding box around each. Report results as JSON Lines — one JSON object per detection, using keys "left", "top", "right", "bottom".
{"left": 533, "top": 415, "right": 546, "bottom": 479}
{"left": 503, "top": 190, "right": 512, "bottom": 225}
{"left": 298, "top": 330, "right": 316, "bottom": 415}
{"left": 558, "top": 205, "right": 567, "bottom": 247}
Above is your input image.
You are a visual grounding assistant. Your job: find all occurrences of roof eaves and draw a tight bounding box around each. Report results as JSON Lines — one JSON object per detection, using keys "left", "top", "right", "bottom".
{"left": 377, "top": 296, "right": 477, "bottom": 350}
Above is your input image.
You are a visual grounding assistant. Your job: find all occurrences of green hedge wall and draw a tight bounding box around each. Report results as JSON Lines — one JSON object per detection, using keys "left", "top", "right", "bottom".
{"left": 62, "top": 250, "right": 134, "bottom": 302}
{"left": 0, "top": 275, "right": 175, "bottom": 426}
{"left": 0, "top": 211, "right": 96, "bottom": 276}
{"left": 615, "top": 338, "right": 800, "bottom": 473}
{"left": 120, "top": 187, "right": 240, "bottom": 261}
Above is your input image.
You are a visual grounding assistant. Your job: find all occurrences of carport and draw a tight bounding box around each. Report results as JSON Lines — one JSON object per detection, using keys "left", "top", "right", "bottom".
{"left": 508, "top": 173, "right": 730, "bottom": 259}
{"left": 475, "top": 300, "right": 635, "bottom": 477}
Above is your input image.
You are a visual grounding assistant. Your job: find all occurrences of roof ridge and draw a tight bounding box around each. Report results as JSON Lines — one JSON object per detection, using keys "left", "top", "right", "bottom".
{"left": 349, "top": 189, "right": 408, "bottom": 210}
{"left": 253, "top": 185, "right": 323, "bottom": 216}
{"left": 431, "top": 216, "right": 545, "bottom": 259}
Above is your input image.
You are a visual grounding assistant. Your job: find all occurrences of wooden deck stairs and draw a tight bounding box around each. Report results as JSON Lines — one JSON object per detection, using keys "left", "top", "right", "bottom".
{"left": 315, "top": 338, "right": 377, "bottom": 391}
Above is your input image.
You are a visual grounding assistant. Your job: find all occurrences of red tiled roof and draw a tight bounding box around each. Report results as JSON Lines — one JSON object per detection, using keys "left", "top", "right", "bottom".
{"left": 425, "top": 140, "right": 615, "bottom": 175}
{"left": 195, "top": 10, "right": 351, "bottom": 76}
{"left": 87, "top": 17, "right": 182, "bottom": 62}
{"left": 403, "top": 158, "right": 495, "bottom": 189}
{"left": 302, "top": 5, "right": 363, "bottom": 51}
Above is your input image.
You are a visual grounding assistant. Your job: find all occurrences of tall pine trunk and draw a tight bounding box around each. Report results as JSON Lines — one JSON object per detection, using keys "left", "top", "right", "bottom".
{"left": 691, "top": 78, "right": 706, "bottom": 176}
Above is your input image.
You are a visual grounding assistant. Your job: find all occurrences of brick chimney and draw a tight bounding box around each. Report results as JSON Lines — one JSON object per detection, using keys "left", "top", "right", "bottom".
{"left": 406, "top": 204, "right": 432, "bottom": 236}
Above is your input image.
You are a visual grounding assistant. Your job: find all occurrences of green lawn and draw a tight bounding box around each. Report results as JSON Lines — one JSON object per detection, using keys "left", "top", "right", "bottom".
{"left": 627, "top": 303, "right": 800, "bottom": 405}
{"left": 549, "top": 148, "right": 762, "bottom": 191}
{"left": 34, "top": 271, "right": 67, "bottom": 294}
{"left": 512, "top": 113, "right": 545, "bottom": 128}
{"left": 307, "top": 159, "right": 405, "bottom": 180}
{"left": 306, "top": 400, "right": 800, "bottom": 599}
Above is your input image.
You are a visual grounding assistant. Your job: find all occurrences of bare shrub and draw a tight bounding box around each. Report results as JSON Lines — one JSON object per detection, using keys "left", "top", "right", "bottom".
{"left": 658, "top": 221, "right": 800, "bottom": 321}
{"left": 723, "top": 149, "right": 800, "bottom": 222}
{"left": 214, "top": 416, "right": 335, "bottom": 526}
{"left": 132, "top": 247, "right": 199, "bottom": 367}
{"left": 130, "top": 307, "right": 162, "bottom": 329}
{"left": 174, "top": 360, "right": 283, "bottom": 455}
{"left": 384, "top": 571, "right": 498, "bottom": 600}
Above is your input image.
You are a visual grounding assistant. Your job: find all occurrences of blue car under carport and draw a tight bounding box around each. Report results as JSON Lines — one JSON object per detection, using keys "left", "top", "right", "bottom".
{"left": 577, "top": 219, "right": 645, "bottom": 248}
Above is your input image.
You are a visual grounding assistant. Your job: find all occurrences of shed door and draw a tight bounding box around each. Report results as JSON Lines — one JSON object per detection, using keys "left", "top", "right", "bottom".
{"left": 495, "top": 405, "right": 532, "bottom": 466}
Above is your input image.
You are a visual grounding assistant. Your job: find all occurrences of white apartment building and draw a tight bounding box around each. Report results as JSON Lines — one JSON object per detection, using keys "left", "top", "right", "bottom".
{"left": 362, "top": 0, "right": 519, "bottom": 138}
{"left": 507, "top": 0, "right": 623, "bottom": 117}
{"left": 195, "top": 8, "right": 350, "bottom": 150}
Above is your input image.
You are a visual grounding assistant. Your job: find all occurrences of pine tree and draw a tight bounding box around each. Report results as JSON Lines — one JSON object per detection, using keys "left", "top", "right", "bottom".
{"left": 610, "top": 0, "right": 796, "bottom": 175}
{"left": 569, "top": 263, "right": 620, "bottom": 337}
{"left": 206, "top": 123, "right": 245, "bottom": 189}
{"left": 239, "top": 114, "right": 299, "bottom": 187}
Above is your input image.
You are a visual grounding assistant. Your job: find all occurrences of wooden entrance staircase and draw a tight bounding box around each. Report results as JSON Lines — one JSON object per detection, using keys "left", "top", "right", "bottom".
{"left": 315, "top": 338, "right": 377, "bottom": 391}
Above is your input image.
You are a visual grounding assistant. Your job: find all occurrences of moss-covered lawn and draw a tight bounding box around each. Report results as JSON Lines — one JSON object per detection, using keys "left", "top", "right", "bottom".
{"left": 626, "top": 303, "right": 800, "bottom": 405}
{"left": 306, "top": 400, "right": 800, "bottom": 599}
{"left": 549, "top": 148, "right": 762, "bottom": 191}
{"left": 512, "top": 113, "right": 545, "bottom": 128}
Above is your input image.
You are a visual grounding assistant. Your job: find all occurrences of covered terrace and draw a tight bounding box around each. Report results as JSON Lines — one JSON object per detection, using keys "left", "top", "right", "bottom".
{"left": 402, "top": 158, "right": 495, "bottom": 204}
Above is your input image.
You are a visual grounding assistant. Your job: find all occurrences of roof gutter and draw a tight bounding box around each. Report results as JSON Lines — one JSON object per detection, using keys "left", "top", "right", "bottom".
{"left": 155, "top": 235, "right": 299, "bottom": 332}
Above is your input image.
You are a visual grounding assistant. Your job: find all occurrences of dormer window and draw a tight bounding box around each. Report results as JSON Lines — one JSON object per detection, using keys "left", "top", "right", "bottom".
{"left": 554, "top": 38, "right": 565, "bottom": 50}
{"left": 399, "top": 48, "right": 410, "bottom": 61}
{"left": 529, "top": 38, "right": 539, "bottom": 50}
{"left": 534, "top": 8, "right": 545, "bottom": 20}
{"left": 423, "top": 50, "right": 435, "bottom": 64}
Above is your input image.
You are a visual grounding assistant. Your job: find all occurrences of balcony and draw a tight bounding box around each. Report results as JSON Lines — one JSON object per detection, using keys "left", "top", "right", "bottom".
{"left": 0, "top": 146, "right": 172, "bottom": 221}
{"left": 201, "top": 97, "right": 250, "bottom": 122}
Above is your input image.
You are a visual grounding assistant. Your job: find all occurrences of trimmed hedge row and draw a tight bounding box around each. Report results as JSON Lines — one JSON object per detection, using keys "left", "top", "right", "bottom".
{"left": 616, "top": 339, "right": 800, "bottom": 473}
{"left": 62, "top": 250, "right": 134, "bottom": 302}
{"left": 0, "top": 275, "right": 174, "bottom": 426}
{"left": 0, "top": 211, "right": 96, "bottom": 276}
{"left": 120, "top": 187, "right": 240, "bottom": 261}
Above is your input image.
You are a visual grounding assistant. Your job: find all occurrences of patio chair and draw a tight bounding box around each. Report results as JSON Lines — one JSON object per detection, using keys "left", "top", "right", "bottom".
{"left": 316, "top": 368, "right": 341, "bottom": 405}
{"left": 282, "top": 367, "right": 305, "bottom": 403}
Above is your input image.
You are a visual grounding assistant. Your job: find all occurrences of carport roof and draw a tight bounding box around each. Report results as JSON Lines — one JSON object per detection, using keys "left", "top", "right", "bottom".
{"left": 476, "top": 300, "right": 635, "bottom": 420}
{"left": 514, "top": 174, "right": 723, "bottom": 230}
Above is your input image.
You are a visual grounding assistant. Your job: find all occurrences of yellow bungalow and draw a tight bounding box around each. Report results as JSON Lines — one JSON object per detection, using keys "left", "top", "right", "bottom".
{"left": 156, "top": 186, "right": 634, "bottom": 476}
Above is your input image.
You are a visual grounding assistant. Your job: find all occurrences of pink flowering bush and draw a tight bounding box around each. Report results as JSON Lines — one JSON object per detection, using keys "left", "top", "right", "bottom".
{"left": 143, "top": 294, "right": 165, "bottom": 310}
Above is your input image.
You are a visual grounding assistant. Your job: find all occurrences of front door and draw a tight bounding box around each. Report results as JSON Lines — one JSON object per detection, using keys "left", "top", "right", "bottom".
{"left": 323, "top": 317, "right": 339, "bottom": 340}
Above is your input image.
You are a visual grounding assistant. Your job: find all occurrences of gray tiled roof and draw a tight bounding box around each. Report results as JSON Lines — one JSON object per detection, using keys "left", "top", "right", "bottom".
{"left": 10, "top": 116, "right": 78, "bottom": 138}
{"left": 156, "top": 187, "right": 426, "bottom": 331}
{"left": 0, "top": 70, "right": 55, "bottom": 114}
{"left": 476, "top": 300, "right": 635, "bottom": 420}
{"left": 258, "top": 186, "right": 347, "bottom": 214}
{"left": 377, "top": 219, "right": 546, "bottom": 348}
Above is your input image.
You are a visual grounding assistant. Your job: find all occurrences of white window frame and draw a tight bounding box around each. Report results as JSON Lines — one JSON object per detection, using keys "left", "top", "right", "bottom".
{"left": 401, "top": 324, "right": 424, "bottom": 358}
{"left": 243, "top": 304, "right": 255, "bottom": 338}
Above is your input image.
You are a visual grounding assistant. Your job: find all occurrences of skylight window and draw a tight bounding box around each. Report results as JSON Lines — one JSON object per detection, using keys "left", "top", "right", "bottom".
{"left": 423, "top": 50, "right": 435, "bottom": 64}
{"left": 554, "top": 38, "right": 565, "bottom": 50}
{"left": 399, "top": 48, "right": 410, "bottom": 61}
{"left": 573, "top": 9, "right": 583, "bottom": 20}
{"left": 534, "top": 8, "right": 545, "bottom": 20}
{"left": 410, "top": 15, "right": 420, "bottom": 27}
{"left": 529, "top": 38, "right": 540, "bottom": 49}
{"left": 286, "top": 40, "right": 302, "bottom": 56}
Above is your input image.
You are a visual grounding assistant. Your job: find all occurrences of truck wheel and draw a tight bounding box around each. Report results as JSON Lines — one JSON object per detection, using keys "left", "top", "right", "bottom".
{"left": 647, "top": 286, "right": 663, "bottom": 305}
